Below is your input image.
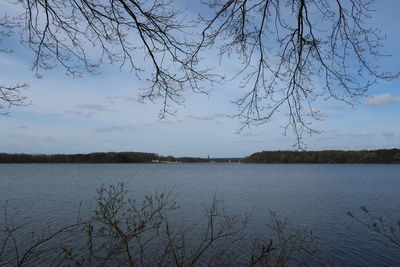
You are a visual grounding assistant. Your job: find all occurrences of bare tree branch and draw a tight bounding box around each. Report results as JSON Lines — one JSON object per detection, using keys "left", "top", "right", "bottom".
{"left": 196, "top": 0, "right": 398, "bottom": 148}
{"left": 1, "top": 1, "right": 397, "bottom": 147}
{"left": 0, "top": 16, "right": 29, "bottom": 114}
{"left": 3, "top": 0, "right": 218, "bottom": 117}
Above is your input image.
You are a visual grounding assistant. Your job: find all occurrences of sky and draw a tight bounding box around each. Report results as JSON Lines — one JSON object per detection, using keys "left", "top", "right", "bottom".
{"left": 0, "top": 0, "right": 400, "bottom": 157}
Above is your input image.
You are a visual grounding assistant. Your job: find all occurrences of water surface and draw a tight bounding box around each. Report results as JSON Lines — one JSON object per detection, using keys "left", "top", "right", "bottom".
{"left": 0, "top": 163, "right": 399, "bottom": 266}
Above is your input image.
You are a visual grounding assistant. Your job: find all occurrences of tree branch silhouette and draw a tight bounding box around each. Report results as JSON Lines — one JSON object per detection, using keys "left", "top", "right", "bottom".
{"left": 195, "top": 0, "right": 398, "bottom": 148}
{"left": 1, "top": 0, "right": 398, "bottom": 147}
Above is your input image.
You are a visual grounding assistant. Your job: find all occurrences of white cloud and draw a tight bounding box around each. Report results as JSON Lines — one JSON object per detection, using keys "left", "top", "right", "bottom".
{"left": 186, "top": 113, "right": 230, "bottom": 121}
{"left": 213, "top": 113, "right": 230, "bottom": 118}
{"left": 157, "top": 119, "right": 175, "bottom": 125}
{"left": 96, "top": 126, "right": 132, "bottom": 133}
{"left": 187, "top": 114, "right": 214, "bottom": 121}
{"left": 363, "top": 93, "right": 400, "bottom": 106}
{"left": 75, "top": 104, "right": 115, "bottom": 112}
{"left": 382, "top": 132, "right": 394, "bottom": 138}
{"left": 351, "top": 132, "right": 373, "bottom": 137}
{"left": 65, "top": 110, "right": 94, "bottom": 118}
{"left": 324, "top": 105, "right": 346, "bottom": 111}
{"left": 105, "top": 96, "right": 137, "bottom": 104}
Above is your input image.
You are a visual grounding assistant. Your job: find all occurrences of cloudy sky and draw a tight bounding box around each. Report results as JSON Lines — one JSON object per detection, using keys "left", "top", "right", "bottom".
{"left": 1, "top": 0, "right": 400, "bottom": 157}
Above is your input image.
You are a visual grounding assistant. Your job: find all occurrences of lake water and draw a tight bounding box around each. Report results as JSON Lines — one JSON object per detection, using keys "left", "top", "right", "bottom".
{"left": 0, "top": 163, "right": 399, "bottom": 266}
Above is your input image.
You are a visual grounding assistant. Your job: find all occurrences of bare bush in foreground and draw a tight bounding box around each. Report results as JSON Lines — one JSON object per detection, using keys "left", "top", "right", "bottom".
{"left": 1, "top": 183, "right": 315, "bottom": 266}
{"left": 348, "top": 206, "right": 400, "bottom": 248}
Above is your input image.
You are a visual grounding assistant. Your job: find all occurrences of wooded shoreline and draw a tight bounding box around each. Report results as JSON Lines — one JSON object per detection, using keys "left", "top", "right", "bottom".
{"left": 241, "top": 149, "right": 400, "bottom": 164}
{"left": 0, "top": 152, "right": 240, "bottom": 163}
{"left": 1, "top": 149, "right": 400, "bottom": 164}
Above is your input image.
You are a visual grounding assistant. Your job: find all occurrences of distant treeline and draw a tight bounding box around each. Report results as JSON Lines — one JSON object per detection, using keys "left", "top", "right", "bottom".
{"left": 0, "top": 152, "right": 241, "bottom": 163}
{"left": 0, "top": 152, "right": 158, "bottom": 163}
{"left": 2, "top": 149, "right": 400, "bottom": 164}
{"left": 242, "top": 149, "right": 400, "bottom": 164}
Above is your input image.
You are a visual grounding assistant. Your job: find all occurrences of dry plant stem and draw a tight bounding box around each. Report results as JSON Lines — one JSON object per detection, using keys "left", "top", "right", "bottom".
{"left": 348, "top": 206, "right": 400, "bottom": 248}
{"left": 2, "top": 183, "right": 316, "bottom": 266}
{"left": 0, "top": 201, "right": 87, "bottom": 267}
{"left": 16, "top": 223, "right": 85, "bottom": 266}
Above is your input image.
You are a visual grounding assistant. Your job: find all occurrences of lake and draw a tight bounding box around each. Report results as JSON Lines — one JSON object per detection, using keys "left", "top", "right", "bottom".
{"left": 0, "top": 163, "right": 399, "bottom": 266}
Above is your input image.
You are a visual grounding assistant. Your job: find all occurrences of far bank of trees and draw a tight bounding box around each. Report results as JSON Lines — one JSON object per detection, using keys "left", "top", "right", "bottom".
{"left": 0, "top": 152, "right": 241, "bottom": 164}
{"left": 0, "top": 152, "right": 158, "bottom": 164}
{"left": 1, "top": 149, "right": 400, "bottom": 164}
{"left": 242, "top": 149, "right": 400, "bottom": 164}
